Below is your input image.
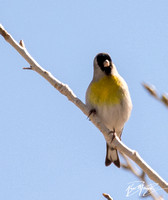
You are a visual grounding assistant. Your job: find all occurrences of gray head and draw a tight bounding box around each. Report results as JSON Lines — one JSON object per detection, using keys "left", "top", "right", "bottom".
{"left": 93, "top": 53, "right": 118, "bottom": 80}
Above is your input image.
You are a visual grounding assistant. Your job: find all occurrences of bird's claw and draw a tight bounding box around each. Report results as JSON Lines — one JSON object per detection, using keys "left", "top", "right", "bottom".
{"left": 87, "top": 108, "right": 96, "bottom": 120}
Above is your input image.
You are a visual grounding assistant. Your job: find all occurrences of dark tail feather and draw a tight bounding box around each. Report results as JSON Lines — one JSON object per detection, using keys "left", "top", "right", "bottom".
{"left": 105, "top": 143, "right": 120, "bottom": 168}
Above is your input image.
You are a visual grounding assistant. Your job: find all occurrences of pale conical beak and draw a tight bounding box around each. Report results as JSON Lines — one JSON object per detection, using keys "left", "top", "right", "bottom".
{"left": 103, "top": 60, "right": 110, "bottom": 67}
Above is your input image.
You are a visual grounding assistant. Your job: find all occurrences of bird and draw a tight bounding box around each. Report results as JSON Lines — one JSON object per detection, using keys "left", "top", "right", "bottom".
{"left": 85, "top": 53, "right": 132, "bottom": 167}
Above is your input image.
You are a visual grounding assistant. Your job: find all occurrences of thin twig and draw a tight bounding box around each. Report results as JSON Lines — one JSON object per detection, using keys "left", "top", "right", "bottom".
{"left": 103, "top": 193, "right": 113, "bottom": 200}
{"left": 142, "top": 83, "right": 168, "bottom": 108}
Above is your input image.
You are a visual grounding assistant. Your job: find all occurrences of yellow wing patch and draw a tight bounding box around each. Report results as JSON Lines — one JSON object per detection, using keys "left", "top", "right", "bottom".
{"left": 88, "top": 75, "right": 124, "bottom": 105}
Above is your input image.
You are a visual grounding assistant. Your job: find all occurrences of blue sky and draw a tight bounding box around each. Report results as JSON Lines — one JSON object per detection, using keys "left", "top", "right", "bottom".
{"left": 1, "top": 0, "right": 168, "bottom": 199}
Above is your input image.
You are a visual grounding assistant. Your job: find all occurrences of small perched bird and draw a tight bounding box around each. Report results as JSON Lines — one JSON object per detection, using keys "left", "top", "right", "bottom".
{"left": 86, "top": 53, "right": 132, "bottom": 167}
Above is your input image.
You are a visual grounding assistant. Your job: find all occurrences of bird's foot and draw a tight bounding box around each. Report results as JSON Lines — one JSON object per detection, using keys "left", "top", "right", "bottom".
{"left": 108, "top": 128, "right": 116, "bottom": 143}
{"left": 87, "top": 109, "right": 96, "bottom": 120}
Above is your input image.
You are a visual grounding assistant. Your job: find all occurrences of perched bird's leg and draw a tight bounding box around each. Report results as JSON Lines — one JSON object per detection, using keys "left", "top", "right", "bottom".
{"left": 87, "top": 108, "right": 96, "bottom": 119}
{"left": 111, "top": 132, "right": 117, "bottom": 142}
{"left": 108, "top": 128, "right": 116, "bottom": 143}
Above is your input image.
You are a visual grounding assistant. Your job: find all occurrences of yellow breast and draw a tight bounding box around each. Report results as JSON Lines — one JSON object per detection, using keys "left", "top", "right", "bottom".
{"left": 88, "top": 75, "right": 124, "bottom": 105}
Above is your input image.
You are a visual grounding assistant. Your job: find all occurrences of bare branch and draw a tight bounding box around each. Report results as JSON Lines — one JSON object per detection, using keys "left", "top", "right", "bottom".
{"left": 23, "top": 66, "right": 32, "bottom": 70}
{"left": 161, "top": 94, "right": 168, "bottom": 107}
{"left": 103, "top": 193, "right": 113, "bottom": 200}
{"left": 0, "top": 24, "right": 168, "bottom": 194}
{"left": 142, "top": 83, "right": 158, "bottom": 99}
{"left": 142, "top": 83, "right": 168, "bottom": 108}
{"left": 19, "top": 40, "right": 25, "bottom": 48}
